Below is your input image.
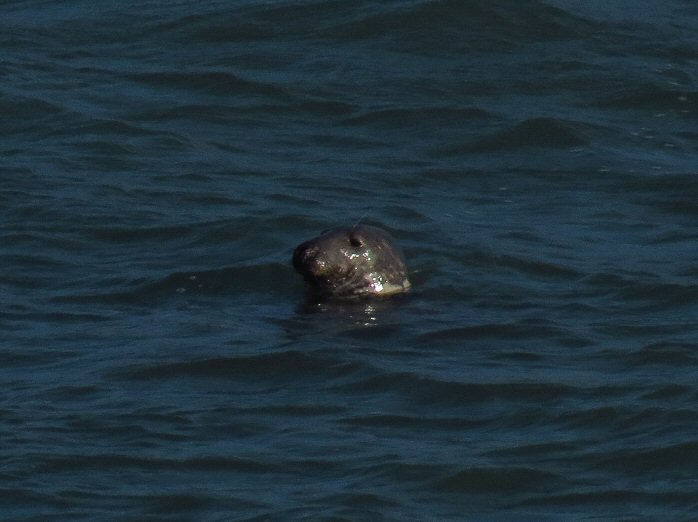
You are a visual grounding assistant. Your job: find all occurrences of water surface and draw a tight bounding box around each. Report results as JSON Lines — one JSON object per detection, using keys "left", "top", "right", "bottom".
{"left": 1, "top": 1, "right": 697, "bottom": 520}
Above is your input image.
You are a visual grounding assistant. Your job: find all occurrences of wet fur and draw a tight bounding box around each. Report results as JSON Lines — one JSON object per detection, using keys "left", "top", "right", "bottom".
{"left": 293, "top": 225, "right": 411, "bottom": 299}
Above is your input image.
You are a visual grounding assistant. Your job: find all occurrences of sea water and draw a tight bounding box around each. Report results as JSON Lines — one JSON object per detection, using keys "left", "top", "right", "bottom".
{"left": 1, "top": 1, "right": 697, "bottom": 520}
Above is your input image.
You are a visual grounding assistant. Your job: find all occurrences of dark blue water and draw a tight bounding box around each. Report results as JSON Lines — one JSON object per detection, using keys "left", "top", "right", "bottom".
{"left": 2, "top": 1, "right": 697, "bottom": 520}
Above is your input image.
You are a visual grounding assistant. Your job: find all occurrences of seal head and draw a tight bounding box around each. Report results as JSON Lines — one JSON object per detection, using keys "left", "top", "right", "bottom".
{"left": 292, "top": 225, "right": 411, "bottom": 299}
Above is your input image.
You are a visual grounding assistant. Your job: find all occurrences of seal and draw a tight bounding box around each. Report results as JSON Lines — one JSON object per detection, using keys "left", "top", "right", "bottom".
{"left": 292, "top": 225, "right": 411, "bottom": 299}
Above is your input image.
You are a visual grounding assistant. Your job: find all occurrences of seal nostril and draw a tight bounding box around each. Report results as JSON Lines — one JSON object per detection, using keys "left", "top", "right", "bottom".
{"left": 349, "top": 234, "right": 362, "bottom": 248}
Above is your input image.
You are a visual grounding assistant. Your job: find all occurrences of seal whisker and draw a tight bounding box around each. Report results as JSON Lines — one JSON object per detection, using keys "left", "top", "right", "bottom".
{"left": 351, "top": 210, "right": 372, "bottom": 230}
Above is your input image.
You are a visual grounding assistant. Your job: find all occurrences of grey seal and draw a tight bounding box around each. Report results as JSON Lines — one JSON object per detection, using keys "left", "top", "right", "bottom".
{"left": 292, "top": 225, "right": 411, "bottom": 299}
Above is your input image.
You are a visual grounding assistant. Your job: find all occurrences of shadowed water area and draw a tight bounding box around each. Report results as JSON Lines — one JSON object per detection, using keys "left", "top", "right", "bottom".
{"left": 1, "top": 0, "right": 697, "bottom": 520}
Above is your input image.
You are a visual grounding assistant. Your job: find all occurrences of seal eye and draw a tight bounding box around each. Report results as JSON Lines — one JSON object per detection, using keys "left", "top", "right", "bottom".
{"left": 349, "top": 234, "right": 363, "bottom": 248}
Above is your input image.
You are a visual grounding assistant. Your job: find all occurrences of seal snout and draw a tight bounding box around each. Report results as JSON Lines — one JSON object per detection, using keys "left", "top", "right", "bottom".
{"left": 292, "top": 241, "right": 318, "bottom": 274}
{"left": 292, "top": 242, "right": 329, "bottom": 288}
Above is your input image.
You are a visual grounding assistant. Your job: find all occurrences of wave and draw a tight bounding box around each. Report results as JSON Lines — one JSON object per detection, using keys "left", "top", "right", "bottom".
{"left": 128, "top": 70, "right": 288, "bottom": 99}
{"left": 335, "top": 0, "right": 597, "bottom": 48}
{"left": 51, "top": 262, "right": 294, "bottom": 306}
{"left": 116, "top": 349, "right": 365, "bottom": 382}
{"left": 443, "top": 118, "right": 594, "bottom": 154}
{"left": 342, "top": 106, "right": 490, "bottom": 129}
{"left": 595, "top": 87, "right": 697, "bottom": 111}
{"left": 131, "top": 0, "right": 602, "bottom": 54}
{"left": 435, "top": 466, "right": 563, "bottom": 493}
